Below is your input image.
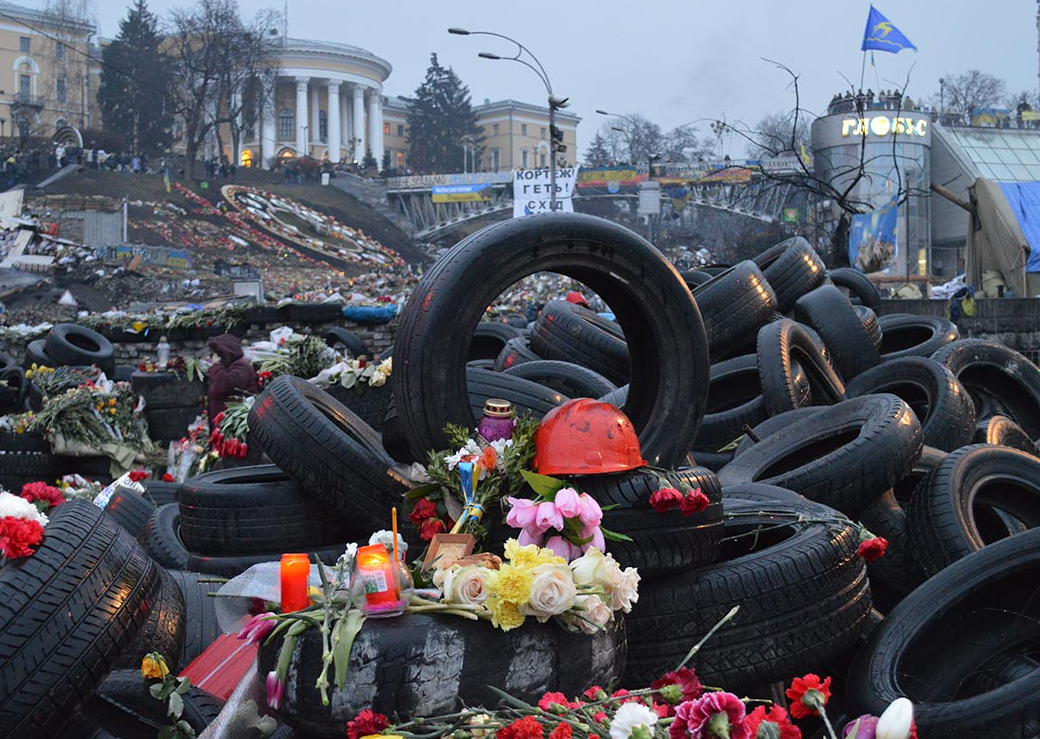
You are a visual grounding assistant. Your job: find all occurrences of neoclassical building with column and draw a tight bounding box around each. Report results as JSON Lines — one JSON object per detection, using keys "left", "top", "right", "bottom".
{"left": 237, "top": 38, "right": 391, "bottom": 169}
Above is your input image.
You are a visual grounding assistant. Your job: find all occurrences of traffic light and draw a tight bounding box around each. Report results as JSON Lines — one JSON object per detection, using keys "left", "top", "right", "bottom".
{"left": 551, "top": 125, "right": 566, "bottom": 152}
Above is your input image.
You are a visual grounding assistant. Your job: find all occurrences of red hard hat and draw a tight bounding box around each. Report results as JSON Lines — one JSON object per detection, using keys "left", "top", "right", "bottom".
{"left": 534, "top": 398, "right": 647, "bottom": 475}
{"left": 565, "top": 291, "right": 590, "bottom": 308}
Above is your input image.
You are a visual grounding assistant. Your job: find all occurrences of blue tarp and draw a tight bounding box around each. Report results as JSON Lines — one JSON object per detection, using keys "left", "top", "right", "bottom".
{"left": 999, "top": 182, "right": 1040, "bottom": 272}
{"left": 342, "top": 305, "right": 397, "bottom": 325}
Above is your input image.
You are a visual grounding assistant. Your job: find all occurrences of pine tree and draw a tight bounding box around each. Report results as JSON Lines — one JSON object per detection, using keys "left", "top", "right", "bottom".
{"left": 362, "top": 147, "right": 377, "bottom": 170}
{"left": 97, "top": 0, "right": 172, "bottom": 154}
{"left": 407, "top": 54, "right": 484, "bottom": 173}
{"left": 583, "top": 133, "right": 612, "bottom": 166}
{"left": 381, "top": 149, "right": 392, "bottom": 172}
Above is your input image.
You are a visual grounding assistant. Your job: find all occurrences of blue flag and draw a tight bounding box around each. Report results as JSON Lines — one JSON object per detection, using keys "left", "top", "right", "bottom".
{"left": 861, "top": 6, "right": 916, "bottom": 53}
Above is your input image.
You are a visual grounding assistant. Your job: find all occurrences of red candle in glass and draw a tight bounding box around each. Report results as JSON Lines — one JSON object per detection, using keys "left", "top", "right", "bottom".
{"left": 280, "top": 553, "right": 311, "bottom": 613}
{"left": 355, "top": 544, "right": 397, "bottom": 608}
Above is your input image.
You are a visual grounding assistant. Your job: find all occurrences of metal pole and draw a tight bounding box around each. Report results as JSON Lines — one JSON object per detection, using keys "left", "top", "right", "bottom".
{"left": 549, "top": 101, "right": 557, "bottom": 211}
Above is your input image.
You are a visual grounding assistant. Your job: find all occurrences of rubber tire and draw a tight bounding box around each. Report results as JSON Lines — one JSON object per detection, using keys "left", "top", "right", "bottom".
{"left": 530, "top": 300, "right": 630, "bottom": 385}
{"left": 130, "top": 370, "right": 206, "bottom": 410}
{"left": 690, "top": 260, "right": 778, "bottom": 358}
{"left": 141, "top": 503, "right": 190, "bottom": 569}
{"left": 0, "top": 367, "right": 26, "bottom": 414}
{"left": 87, "top": 669, "right": 223, "bottom": 738}
{"left": 186, "top": 542, "right": 350, "bottom": 578}
{"left": 248, "top": 376, "right": 409, "bottom": 532}
{"left": 756, "top": 318, "right": 845, "bottom": 415}
{"left": 854, "top": 305, "right": 883, "bottom": 351}
{"left": 114, "top": 566, "right": 186, "bottom": 672}
{"left": 0, "top": 430, "right": 50, "bottom": 454}
{"left": 0, "top": 500, "right": 162, "bottom": 739}
{"left": 794, "top": 284, "right": 881, "bottom": 380}
{"left": 931, "top": 339, "right": 1040, "bottom": 439}
{"left": 166, "top": 571, "right": 223, "bottom": 667}
{"left": 752, "top": 236, "right": 828, "bottom": 312}
{"left": 694, "top": 355, "right": 768, "bottom": 452}
{"left": 390, "top": 213, "right": 710, "bottom": 469}
{"left": 718, "top": 394, "right": 923, "bottom": 517}
{"left": 23, "top": 339, "right": 53, "bottom": 368}
{"left": 257, "top": 612, "right": 625, "bottom": 736}
{"left": 848, "top": 528, "right": 1040, "bottom": 738}
{"left": 502, "top": 360, "right": 616, "bottom": 399}
{"left": 733, "top": 407, "right": 824, "bottom": 456}
{"left": 0, "top": 451, "right": 63, "bottom": 495}
{"left": 468, "top": 321, "right": 520, "bottom": 362}
{"left": 145, "top": 406, "right": 203, "bottom": 442}
{"left": 624, "top": 496, "right": 870, "bottom": 689}
{"left": 827, "top": 267, "right": 881, "bottom": 307}
{"left": 679, "top": 269, "right": 714, "bottom": 288}
{"left": 102, "top": 489, "right": 156, "bottom": 539}
{"left": 974, "top": 415, "right": 1040, "bottom": 456}
{"left": 565, "top": 466, "right": 723, "bottom": 576}
{"left": 464, "top": 366, "right": 567, "bottom": 420}
{"left": 44, "top": 324, "right": 115, "bottom": 373}
{"left": 844, "top": 356, "right": 977, "bottom": 452}
{"left": 142, "top": 479, "right": 181, "bottom": 506}
{"left": 494, "top": 335, "right": 542, "bottom": 371}
{"left": 324, "top": 382, "right": 393, "bottom": 433}
{"left": 908, "top": 444, "right": 1040, "bottom": 577}
{"left": 878, "top": 314, "right": 960, "bottom": 360}
{"left": 325, "top": 327, "right": 368, "bottom": 357}
{"left": 179, "top": 464, "right": 364, "bottom": 555}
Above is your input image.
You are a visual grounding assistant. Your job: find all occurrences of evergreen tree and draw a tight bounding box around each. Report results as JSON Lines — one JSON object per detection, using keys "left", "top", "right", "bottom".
{"left": 407, "top": 54, "right": 484, "bottom": 173}
{"left": 583, "top": 133, "right": 612, "bottom": 166}
{"left": 97, "top": 0, "right": 172, "bottom": 154}
{"left": 362, "top": 147, "right": 377, "bottom": 170}
{"left": 381, "top": 149, "right": 392, "bottom": 172}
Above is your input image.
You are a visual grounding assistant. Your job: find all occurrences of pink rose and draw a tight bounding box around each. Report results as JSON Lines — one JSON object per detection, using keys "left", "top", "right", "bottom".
{"left": 554, "top": 487, "right": 582, "bottom": 518}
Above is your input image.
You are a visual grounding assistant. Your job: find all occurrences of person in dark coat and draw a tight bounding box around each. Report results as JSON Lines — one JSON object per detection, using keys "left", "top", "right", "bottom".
{"left": 207, "top": 334, "right": 258, "bottom": 425}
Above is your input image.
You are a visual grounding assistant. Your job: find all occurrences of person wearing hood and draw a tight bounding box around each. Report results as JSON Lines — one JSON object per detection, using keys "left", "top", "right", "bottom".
{"left": 207, "top": 334, "right": 259, "bottom": 425}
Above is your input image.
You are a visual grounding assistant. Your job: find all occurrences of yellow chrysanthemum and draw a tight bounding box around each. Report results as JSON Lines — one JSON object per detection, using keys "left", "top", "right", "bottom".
{"left": 495, "top": 563, "right": 534, "bottom": 604}
{"left": 140, "top": 653, "right": 169, "bottom": 679}
{"left": 504, "top": 538, "right": 565, "bottom": 569}
{"left": 487, "top": 596, "right": 525, "bottom": 631}
{"left": 132, "top": 321, "right": 147, "bottom": 332}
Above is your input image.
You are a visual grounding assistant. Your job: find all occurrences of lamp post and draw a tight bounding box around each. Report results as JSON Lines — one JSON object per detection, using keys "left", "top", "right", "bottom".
{"left": 596, "top": 109, "right": 639, "bottom": 167}
{"left": 939, "top": 78, "right": 945, "bottom": 123}
{"left": 450, "top": 27, "right": 567, "bottom": 211}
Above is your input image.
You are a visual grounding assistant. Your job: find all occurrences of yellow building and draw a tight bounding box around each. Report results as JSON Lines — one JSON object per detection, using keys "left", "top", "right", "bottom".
{"left": 0, "top": 0, "right": 98, "bottom": 147}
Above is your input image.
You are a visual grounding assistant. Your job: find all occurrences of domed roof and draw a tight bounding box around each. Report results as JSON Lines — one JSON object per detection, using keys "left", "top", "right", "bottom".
{"left": 278, "top": 38, "right": 392, "bottom": 83}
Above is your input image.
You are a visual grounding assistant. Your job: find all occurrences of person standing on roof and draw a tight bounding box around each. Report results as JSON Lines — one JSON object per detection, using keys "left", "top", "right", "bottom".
{"left": 206, "top": 334, "right": 259, "bottom": 425}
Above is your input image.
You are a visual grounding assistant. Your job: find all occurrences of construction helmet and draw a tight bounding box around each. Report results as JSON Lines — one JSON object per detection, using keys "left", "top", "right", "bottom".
{"left": 534, "top": 398, "right": 647, "bottom": 475}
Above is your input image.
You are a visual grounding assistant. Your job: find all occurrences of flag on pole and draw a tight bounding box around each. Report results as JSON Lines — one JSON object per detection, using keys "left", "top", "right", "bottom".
{"left": 164, "top": 166, "right": 171, "bottom": 194}
{"left": 861, "top": 6, "right": 916, "bottom": 54}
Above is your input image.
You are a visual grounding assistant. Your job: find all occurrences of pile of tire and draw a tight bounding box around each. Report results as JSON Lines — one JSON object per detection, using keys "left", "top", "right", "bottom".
{"left": 25, "top": 323, "right": 115, "bottom": 376}
{"left": 131, "top": 369, "right": 207, "bottom": 447}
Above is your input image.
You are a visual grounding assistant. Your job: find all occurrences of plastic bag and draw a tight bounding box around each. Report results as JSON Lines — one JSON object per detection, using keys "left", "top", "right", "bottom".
{"left": 213, "top": 561, "right": 331, "bottom": 636}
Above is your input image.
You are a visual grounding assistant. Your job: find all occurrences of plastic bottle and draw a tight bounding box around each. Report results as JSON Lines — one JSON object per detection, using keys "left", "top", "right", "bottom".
{"left": 156, "top": 336, "right": 170, "bottom": 370}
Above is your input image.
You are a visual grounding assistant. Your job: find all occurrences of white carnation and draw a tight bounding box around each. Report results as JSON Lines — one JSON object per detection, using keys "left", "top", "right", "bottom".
{"left": 609, "top": 702, "right": 659, "bottom": 739}
{"left": 0, "top": 491, "right": 48, "bottom": 525}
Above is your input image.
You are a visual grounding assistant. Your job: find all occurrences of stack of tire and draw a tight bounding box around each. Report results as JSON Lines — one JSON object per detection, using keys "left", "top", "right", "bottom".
{"left": 25, "top": 323, "right": 115, "bottom": 376}
{"left": 131, "top": 369, "right": 207, "bottom": 448}
{"left": 322, "top": 327, "right": 393, "bottom": 431}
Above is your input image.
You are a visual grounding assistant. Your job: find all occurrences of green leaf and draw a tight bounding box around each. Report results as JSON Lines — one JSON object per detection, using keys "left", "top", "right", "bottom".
{"left": 175, "top": 676, "right": 191, "bottom": 694}
{"left": 333, "top": 610, "right": 367, "bottom": 689}
{"left": 149, "top": 682, "right": 165, "bottom": 700}
{"left": 599, "top": 503, "right": 621, "bottom": 511}
{"left": 519, "top": 470, "right": 566, "bottom": 498}
{"left": 601, "top": 527, "right": 633, "bottom": 542}
{"left": 406, "top": 482, "right": 442, "bottom": 502}
{"left": 167, "top": 690, "right": 184, "bottom": 719}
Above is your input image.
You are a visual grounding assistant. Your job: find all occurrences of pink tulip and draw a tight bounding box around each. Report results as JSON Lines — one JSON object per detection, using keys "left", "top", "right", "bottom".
{"left": 578, "top": 493, "right": 603, "bottom": 527}
{"left": 545, "top": 535, "right": 580, "bottom": 561}
{"left": 237, "top": 613, "right": 276, "bottom": 645}
{"left": 266, "top": 670, "right": 285, "bottom": 710}
{"left": 506, "top": 497, "right": 539, "bottom": 529}
{"left": 517, "top": 527, "right": 543, "bottom": 547}
{"left": 554, "top": 487, "right": 582, "bottom": 518}
{"left": 580, "top": 523, "right": 606, "bottom": 554}
{"left": 535, "top": 501, "right": 564, "bottom": 532}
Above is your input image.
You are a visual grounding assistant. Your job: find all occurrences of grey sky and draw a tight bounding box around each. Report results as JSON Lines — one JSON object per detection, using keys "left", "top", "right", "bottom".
{"left": 46, "top": 1, "right": 1040, "bottom": 156}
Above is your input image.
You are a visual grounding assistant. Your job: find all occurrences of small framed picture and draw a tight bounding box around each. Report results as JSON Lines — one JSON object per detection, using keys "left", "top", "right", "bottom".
{"left": 423, "top": 533, "right": 476, "bottom": 570}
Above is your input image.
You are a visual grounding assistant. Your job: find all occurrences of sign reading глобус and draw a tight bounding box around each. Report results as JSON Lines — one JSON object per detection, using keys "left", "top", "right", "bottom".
{"left": 513, "top": 167, "right": 578, "bottom": 217}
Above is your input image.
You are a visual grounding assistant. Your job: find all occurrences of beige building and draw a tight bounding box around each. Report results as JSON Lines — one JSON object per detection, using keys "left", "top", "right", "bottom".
{"left": 0, "top": 1, "right": 98, "bottom": 148}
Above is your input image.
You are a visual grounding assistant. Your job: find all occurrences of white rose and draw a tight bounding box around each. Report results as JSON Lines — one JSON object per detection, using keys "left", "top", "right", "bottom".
{"left": 568, "top": 594, "right": 613, "bottom": 634}
{"left": 610, "top": 566, "right": 640, "bottom": 613}
{"left": 609, "top": 702, "right": 659, "bottom": 739}
{"left": 368, "top": 368, "right": 388, "bottom": 387}
{"left": 443, "top": 564, "right": 495, "bottom": 607}
{"left": 570, "top": 547, "right": 614, "bottom": 589}
{"left": 521, "top": 563, "right": 577, "bottom": 621}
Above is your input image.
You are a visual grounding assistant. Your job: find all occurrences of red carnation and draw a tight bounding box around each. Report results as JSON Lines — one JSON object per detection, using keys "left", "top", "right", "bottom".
{"left": 583, "top": 685, "right": 607, "bottom": 701}
{"left": 161, "top": 473, "right": 175, "bottom": 482}
{"left": 671, "top": 692, "right": 749, "bottom": 739}
{"left": 857, "top": 537, "right": 888, "bottom": 562}
{"left": 409, "top": 497, "right": 437, "bottom": 526}
{"left": 0, "top": 516, "right": 45, "bottom": 559}
{"left": 20, "top": 482, "right": 64, "bottom": 511}
{"left": 745, "top": 705, "right": 801, "bottom": 739}
{"left": 678, "top": 488, "right": 710, "bottom": 517}
{"left": 128, "top": 469, "right": 148, "bottom": 483}
{"left": 346, "top": 708, "right": 389, "bottom": 739}
{"left": 785, "top": 674, "right": 832, "bottom": 720}
{"left": 650, "top": 487, "right": 684, "bottom": 513}
{"left": 538, "top": 691, "right": 576, "bottom": 713}
{"left": 498, "top": 715, "right": 544, "bottom": 739}
{"left": 419, "top": 517, "right": 445, "bottom": 541}
{"left": 548, "top": 724, "right": 572, "bottom": 739}
{"left": 651, "top": 666, "right": 704, "bottom": 710}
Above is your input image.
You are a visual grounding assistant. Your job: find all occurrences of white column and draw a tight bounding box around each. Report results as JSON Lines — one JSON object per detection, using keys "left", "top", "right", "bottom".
{"left": 352, "top": 84, "right": 366, "bottom": 162}
{"left": 341, "top": 89, "right": 351, "bottom": 147}
{"left": 326, "top": 81, "right": 341, "bottom": 163}
{"left": 309, "top": 83, "right": 321, "bottom": 144}
{"left": 260, "top": 81, "right": 276, "bottom": 168}
{"left": 294, "top": 76, "right": 308, "bottom": 156}
{"left": 232, "top": 90, "right": 243, "bottom": 165}
{"left": 368, "top": 89, "right": 384, "bottom": 168}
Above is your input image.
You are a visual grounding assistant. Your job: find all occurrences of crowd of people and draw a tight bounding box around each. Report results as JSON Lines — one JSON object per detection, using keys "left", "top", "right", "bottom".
{"left": 827, "top": 89, "right": 920, "bottom": 115}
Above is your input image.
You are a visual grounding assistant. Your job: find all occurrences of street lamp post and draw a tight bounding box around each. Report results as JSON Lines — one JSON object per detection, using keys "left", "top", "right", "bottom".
{"left": 450, "top": 27, "right": 567, "bottom": 211}
{"left": 939, "top": 78, "right": 945, "bottom": 123}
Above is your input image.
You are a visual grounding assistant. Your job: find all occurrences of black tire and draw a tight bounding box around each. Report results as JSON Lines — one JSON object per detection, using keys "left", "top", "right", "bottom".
{"left": 288, "top": 303, "right": 342, "bottom": 323}
{"left": 624, "top": 497, "right": 870, "bottom": 689}
{"left": 24, "top": 339, "right": 53, "bottom": 368}
{"left": 145, "top": 406, "right": 203, "bottom": 442}
{"left": 720, "top": 481, "right": 813, "bottom": 507}
{"left": 857, "top": 490, "right": 927, "bottom": 608}
{"left": 322, "top": 383, "right": 393, "bottom": 433}
{"left": 142, "top": 480, "right": 181, "bottom": 506}
{"left": 166, "top": 571, "right": 223, "bottom": 667}
{"left": 0, "top": 430, "right": 49, "bottom": 454}
{"left": 530, "top": 301, "right": 630, "bottom": 385}
{"left": 103, "top": 489, "right": 156, "bottom": 539}
{"left": 690, "top": 449, "right": 734, "bottom": 472}
{"left": 752, "top": 236, "right": 828, "bottom": 313}
{"left": 248, "top": 376, "right": 408, "bottom": 531}
{"left": 908, "top": 444, "right": 1040, "bottom": 577}
{"left": 794, "top": 284, "right": 881, "bottom": 380}
{"left": 694, "top": 355, "right": 768, "bottom": 452}
{"left": 464, "top": 367, "right": 567, "bottom": 420}
{"left": 44, "top": 324, "right": 115, "bottom": 373}
{"left": 130, "top": 370, "right": 206, "bottom": 410}
{"left": 0, "top": 367, "right": 26, "bottom": 414}
{"left": 87, "top": 669, "right": 223, "bottom": 738}
{"left": 679, "top": 269, "right": 714, "bottom": 288}
{"left": 844, "top": 357, "right": 977, "bottom": 452}
{"left": 854, "top": 305, "right": 883, "bottom": 351}
{"left": 257, "top": 613, "right": 625, "bottom": 735}
{"left": 0, "top": 451, "right": 62, "bottom": 493}
{"left": 691, "top": 260, "right": 778, "bottom": 358}
{"left": 468, "top": 322, "right": 520, "bottom": 362}
{"left": 974, "top": 415, "right": 1040, "bottom": 456}
{"left": 827, "top": 267, "right": 881, "bottom": 307}
{"left": 849, "top": 528, "right": 1040, "bottom": 738}
{"left": 718, "top": 394, "right": 923, "bottom": 516}
{"left": 931, "top": 339, "right": 1040, "bottom": 439}
{"left": 878, "top": 314, "right": 960, "bottom": 360}
{"left": 391, "top": 213, "right": 710, "bottom": 468}
{"left": 110, "top": 365, "right": 135, "bottom": 382}
{"left": 566, "top": 467, "right": 723, "bottom": 576}
{"left": 325, "top": 327, "right": 368, "bottom": 357}
{"left": 186, "top": 542, "right": 350, "bottom": 578}
{"left": 0, "top": 500, "right": 161, "bottom": 739}
{"left": 503, "top": 360, "right": 616, "bottom": 399}
{"left": 494, "top": 335, "right": 542, "bottom": 371}
{"left": 598, "top": 383, "right": 628, "bottom": 410}
{"left": 114, "top": 566, "right": 186, "bottom": 672}
{"left": 733, "top": 407, "right": 824, "bottom": 456}
{"left": 179, "top": 465, "right": 363, "bottom": 555}
{"left": 756, "top": 319, "right": 845, "bottom": 415}
{"left": 141, "top": 504, "right": 190, "bottom": 569}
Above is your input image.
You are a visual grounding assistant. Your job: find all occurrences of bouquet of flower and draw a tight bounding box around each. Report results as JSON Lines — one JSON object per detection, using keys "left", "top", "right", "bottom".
{"left": 137, "top": 355, "right": 206, "bottom": 383}
{"left": 0, "top": 490, "right": 49, "bottom": 563}
{"left": 26, "top": 379, "right": 150, "bottom": 452}
{"left": 310, "top": 356, "right": 392, "bottom": 391}
{"left": 25, "top": 365, "right": 100, "bottom": 398}
{"left": 208, "top": 398, "right": 253, "bottom": 458}
{"left": 259, "top": 333, "right": 338, "bottom": 380}
{"left": 58, "top": 474, "right": 105, "bottom": 503}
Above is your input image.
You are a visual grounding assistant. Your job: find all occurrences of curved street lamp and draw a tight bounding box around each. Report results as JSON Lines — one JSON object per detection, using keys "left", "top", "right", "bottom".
{"left": 449, "top": 27, "right": 567, "bottom": 210}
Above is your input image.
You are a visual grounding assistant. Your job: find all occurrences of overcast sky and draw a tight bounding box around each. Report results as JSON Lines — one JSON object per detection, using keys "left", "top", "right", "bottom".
{"left": 41, "top": 0, "right": 1040, "bottom": 156}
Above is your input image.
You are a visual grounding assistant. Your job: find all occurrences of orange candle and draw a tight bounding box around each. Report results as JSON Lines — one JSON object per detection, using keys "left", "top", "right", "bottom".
{"left": 355, "top": 544, "right": 397, "bottom": 608}
{"left": 280, "top": 553, "right": 311, "bottom": 613}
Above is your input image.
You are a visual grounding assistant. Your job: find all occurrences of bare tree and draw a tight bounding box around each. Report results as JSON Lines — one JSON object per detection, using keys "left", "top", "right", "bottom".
{"left": 746, "top": 110, "right": 811, "bottom": 159}
{"left": 662, "top": 125, "right": 713, "bottom": 164}
{"left": 599, "top": 113, "right": 665, "bottom": 167}
{"left": 938, "top": 70, "right": 1007, "bottom": 122}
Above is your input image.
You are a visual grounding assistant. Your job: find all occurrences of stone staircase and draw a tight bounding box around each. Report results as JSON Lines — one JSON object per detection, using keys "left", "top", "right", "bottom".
{"left": 331, "top": 174, "right": 414, "bottom": 235}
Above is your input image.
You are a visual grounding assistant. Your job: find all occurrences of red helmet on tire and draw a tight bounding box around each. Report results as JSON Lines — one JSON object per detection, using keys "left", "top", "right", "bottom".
{"left": 534, "top": 398, "right": 647, "bottom": 475}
